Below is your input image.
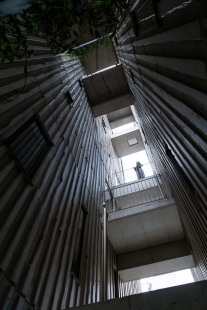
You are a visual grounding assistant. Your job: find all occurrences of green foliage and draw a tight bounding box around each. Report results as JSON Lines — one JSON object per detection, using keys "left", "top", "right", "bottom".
{"left": 70, "top": 35, "right": 111, "bottom": 65}
{"left": 0, "top": 0, "right": 131, "bottom": 63}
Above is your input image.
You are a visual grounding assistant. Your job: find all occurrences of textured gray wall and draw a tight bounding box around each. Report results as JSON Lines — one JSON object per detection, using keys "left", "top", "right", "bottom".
{"left": 115, "top": 0, "right": 207, "bottom": 278}
{"left": 0, "top": 35, "right": 119, "bottom": 309}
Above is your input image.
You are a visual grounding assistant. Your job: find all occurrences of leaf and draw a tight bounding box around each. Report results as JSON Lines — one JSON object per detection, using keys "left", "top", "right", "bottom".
{"left": 0, "top": 0, "right": 132, "bottom": 64}
{"left": 34, "top": 23, "right": 40, "bottom": 34}
{"left": 75, "top": 16, "right": 80, "bottom": 23}
{"left": 78, "top": 24, "right": 86, "bottom": 33}
{"left": 41, "top": 4, "right": 46, "bottom": 10}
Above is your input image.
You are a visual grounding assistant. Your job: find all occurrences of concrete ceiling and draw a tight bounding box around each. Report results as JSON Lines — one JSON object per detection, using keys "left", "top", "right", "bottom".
{"left": 111, "top": 129, "right": 145, "bottom": 157}
{"left": 82, "top": 65, "right": 130, "bottom": 105}
{"left": 107, "top": 204, "right": 185, "bottom": 254}
{"left": 83, "top": 42, "right": 118, "bottom": 74}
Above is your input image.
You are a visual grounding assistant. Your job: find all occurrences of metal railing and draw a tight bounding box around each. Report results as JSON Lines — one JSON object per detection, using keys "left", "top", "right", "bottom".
{"left": 105, "top": 171, "right": 166, "bottom": 213}
{"left": 120, "top": 280, "right": 141, "bottom": 297}
{"left": 113, "top": 163, "right": 154, "bottom": 186}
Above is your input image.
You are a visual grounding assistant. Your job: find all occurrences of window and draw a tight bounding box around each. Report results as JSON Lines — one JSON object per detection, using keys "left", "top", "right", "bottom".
{"left": 128, "top": 138, "right": 138, "bottom": 146}
{"left": 78, "top": 79, "right": 83, "bottom": 88}
{"left": 114, "top": 268, "right": 119, "bottom": 298}
{"left": 102, "top": 118, "right": 107, "bottom": 134}
{"left": 131, "top": 0, "right": 161, "bottom": 36}
{"left": 114, "top": 36, "right": 119, "bottom": 46}
{"left": 71, "top": 206, "right": 87, "bottom": 279}
{"left": 5, "top": 115, "right": 53, "bottom": 180}
{"left": 141, "top": 125, "right": 148, "bottom": 144}
{"left": 129, "top": 68, "right": 136, "bottom": 84}
{"left": 66, "top": 91, "right": 74, "bottom": 105}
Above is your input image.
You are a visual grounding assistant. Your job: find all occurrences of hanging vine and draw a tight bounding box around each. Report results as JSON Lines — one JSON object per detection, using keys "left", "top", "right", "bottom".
{"left": 70, "top": 35, "right": 111, "bottom": 65}
{"left": 0, "top": 0, "right": 131, "bottom": 63}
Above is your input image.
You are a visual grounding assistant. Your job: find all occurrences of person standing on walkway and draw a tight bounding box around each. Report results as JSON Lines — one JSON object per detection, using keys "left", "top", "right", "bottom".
{"left": 134, "top": 161, "right": 145, "bottom": 179}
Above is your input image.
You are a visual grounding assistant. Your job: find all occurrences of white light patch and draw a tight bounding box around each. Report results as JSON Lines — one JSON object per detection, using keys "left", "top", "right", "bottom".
{"left": 128, "top": 138, "right": 138, "bottom": 146}
{"left": 112, "top": 122, "right": 135, "bottom": 134}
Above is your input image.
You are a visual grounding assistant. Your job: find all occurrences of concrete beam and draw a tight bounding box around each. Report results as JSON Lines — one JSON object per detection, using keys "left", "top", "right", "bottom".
{"left": 91, "top": 93, "right": 133, "bottom": 117}
{"left": 107, "top": 107, "right": 132, "bottom": 122}
{"left": 117, "top": 240, "right": 191, "bottom": 271}
{"left": 118, "top": 255, "right": 195, "bottom": 281}
{"left": 83, "top": 42, "right": 118, "bottom": 74}
{"left": 110, "top": 124, "right": 139, "bottom": 138}
{"left": 66, "top": 281, "right": 207, "bottom": 310}
{"left": 108, "top": 197, "right": 175, "bottom": 222}
{"left": 110, "top": 115, "right": 135, "bottom": 129}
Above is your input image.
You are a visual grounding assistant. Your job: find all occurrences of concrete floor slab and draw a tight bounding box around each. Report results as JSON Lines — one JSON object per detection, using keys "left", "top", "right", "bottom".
{"left": 117, "top": 240, "right": 191, "bottom": 271}
{"left": 107, "top": 201, "right": 184, "bottom": 254}
{"left": 82, "top": 64, "right": 130, "bottom": 106}
{"left": 118, "top": 255, "right": 195, "bottom": 281}
{"left": 66, "top": 281, "right": 207, "bottom": 310}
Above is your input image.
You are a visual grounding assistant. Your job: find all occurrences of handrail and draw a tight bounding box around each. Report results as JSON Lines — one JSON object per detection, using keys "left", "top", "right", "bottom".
{"left": 104, "top": 173, "right": 167, "bottom": 213}
{"left": 113, "top": 163, "right": 154, "bottom": 186}
{"left": 108, "top": 174, "right": 159, "bottom": 190}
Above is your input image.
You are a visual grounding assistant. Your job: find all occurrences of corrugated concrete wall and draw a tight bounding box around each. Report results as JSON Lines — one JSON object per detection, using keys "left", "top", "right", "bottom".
{"left": 115, "top": 0, "right": 207, "bottom": 278}
{"left": 191, "top": 264, "right": 205, "bottom": 282}
{"left": 0, "top": 35, "right": 119, "bottom": 309}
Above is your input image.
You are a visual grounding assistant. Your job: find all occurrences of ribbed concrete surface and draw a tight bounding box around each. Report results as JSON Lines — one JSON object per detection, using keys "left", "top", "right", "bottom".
{"left": 115, "top": 0, "right": 207, "bottom": 278}
{"left": 0, "top": 34, "right": 120, "bottom": 309}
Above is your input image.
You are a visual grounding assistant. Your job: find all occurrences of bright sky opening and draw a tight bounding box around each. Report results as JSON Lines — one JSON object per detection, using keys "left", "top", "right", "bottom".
{"left": 112, "top": 122, "right": 135, "bottom": 134}
{"left": 120, "top": 150, "right": 153, "bottom": 182}
{"left": 140, "top": 269, "right": 194, "bottom": 293}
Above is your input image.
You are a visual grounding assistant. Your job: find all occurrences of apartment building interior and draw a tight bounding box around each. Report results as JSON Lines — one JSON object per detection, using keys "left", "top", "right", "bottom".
{"left": 0, "top": 0, "right": 207, "bottom": 309}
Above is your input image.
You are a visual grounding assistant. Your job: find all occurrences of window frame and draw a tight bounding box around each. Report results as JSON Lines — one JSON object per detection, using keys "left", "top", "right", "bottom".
{"left": 4, "top": 114, "right": 53, "bottom": 183}
{"left": 130, "top": 0, "right": 162, "bottom": 37}
{"left": 71, "top": 205, "right": 88, "bottom": 280}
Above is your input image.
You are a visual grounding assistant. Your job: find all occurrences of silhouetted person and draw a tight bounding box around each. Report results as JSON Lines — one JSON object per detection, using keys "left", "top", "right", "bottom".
{"left": 134, "top": 161, "right": 145, "bottom": 179}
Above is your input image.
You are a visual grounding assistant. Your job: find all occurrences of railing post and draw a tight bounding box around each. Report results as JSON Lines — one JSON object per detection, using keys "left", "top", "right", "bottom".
{"left": 103, "top": 205, "right": 107, "bottom": 301}
{"left": 112, "top": 196, "right": 115, "bottom": 212}
{"left": 155, "top": 173, "right": 166, "bottom": 198}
